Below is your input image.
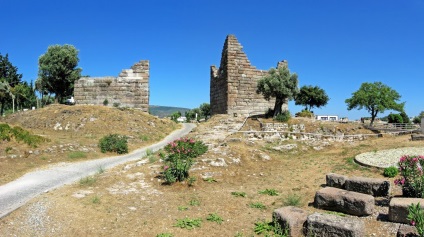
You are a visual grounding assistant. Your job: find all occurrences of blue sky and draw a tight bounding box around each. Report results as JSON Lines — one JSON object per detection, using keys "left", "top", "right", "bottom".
{"left": 2, "top": 0, "right": 423, "bottom": 120}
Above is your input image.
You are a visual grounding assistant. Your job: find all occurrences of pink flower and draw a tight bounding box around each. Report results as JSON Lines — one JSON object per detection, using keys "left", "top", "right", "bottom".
{"left": 411, "top": 220, "right": 416, "bottom": 226}
{"left": 164, "top": 166, "right": 169, "bottom": 171}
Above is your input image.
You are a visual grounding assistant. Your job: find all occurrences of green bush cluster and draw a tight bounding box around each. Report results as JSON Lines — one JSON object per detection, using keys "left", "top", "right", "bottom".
{"left": 0, "top": 123, "right": 47, "bottom": 147}
{"left": 275, "top": 110, "right": 291, "bottom": 122}
{"left": 162, "top": 137, "right": 208, "bottom": 184}
{"left": 383, "top": 166, "right": 399, "bottom": 178}
{"left": 295, "top": 110, "right": 314, "bottom": 118}
{"left": 98, "top": 134, "right": 128, "bottom": 154}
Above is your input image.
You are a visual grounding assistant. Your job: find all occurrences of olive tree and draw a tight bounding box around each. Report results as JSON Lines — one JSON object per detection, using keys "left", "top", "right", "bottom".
{"left": 345, "top": 82, "right": 404, "bottom": 125}
{"left": 295, "top": 85, "right": 329, "bottom": 111}
{"left": 256, "top": 66, "right": 299, "bottom": 117}
{"left": 37, "top": 44, "right": 81, "bottom": 103}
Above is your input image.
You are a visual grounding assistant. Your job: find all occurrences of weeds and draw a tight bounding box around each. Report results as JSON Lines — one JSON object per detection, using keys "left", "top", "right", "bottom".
{"left": 189, "top": 199, "right": 200, "bottom": 206}
{"left": 174, "top": 217, "right": 202, "bottom": 229}
{"left": 258, "top": 189, "right": 279, "bottom": 196}
{"left": 97, "top": 166, "right": 105, "bottom": 174}
{"left": 249, "top": 202, "right": 266, "bottom": 210}
{"left": 187, "top": 177, "right": 196, "bottom": 186}
{"left": 231, "top": 191, "right": 247, "bottom": 198}
{"left": 282, "top": 193, "right": 302, "bottom": 207}
{"left": 325, "top": 211, "right": 347, "bottom": 217}
{"left": 206, "top": 213, "right": 223, "bottom": 224}
{"left": 156, "top": 233, "right": 173, "bottom": 237}
{"left": 80, "top": 176, "right": 96, "bottom": 186}
{"left": 253, "top": 220, "right": 288, "bottom": 236}
{"left": 91, "top": 195, "right": 100, "bottom": 204}
{"left": 203, "top": 177, "right": 217, "bottom": 183}
{"left": 178, "top": 206, "right": 188, "bottom": 211}
{"left": 98, "top": 134, "right": 128, "bottom": 154}
{"left": 67, "top": 151, "right": 87, "bottom": 159}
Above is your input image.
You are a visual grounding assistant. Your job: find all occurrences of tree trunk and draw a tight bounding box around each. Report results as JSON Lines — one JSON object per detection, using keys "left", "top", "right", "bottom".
{"left": 273, "top": 97, "right": 284, "bottom": 117}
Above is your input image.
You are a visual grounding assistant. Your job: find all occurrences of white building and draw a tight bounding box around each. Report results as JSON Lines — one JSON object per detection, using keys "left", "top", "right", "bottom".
{"left": 315, "top": 115, "right": 339, "bottom": 121}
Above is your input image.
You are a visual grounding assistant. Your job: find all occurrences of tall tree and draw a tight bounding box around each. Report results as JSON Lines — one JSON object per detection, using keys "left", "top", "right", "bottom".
{"left": 199, "top": 103, "right": 210, "bottom": 119}
{"left": 295, "top": 85, "right": 329, "bottom": 111}
{"left": 256, "top": 66, "right": 299, "bottom": 117}
{"left": 38, "top": 44, "right": 82, "bottom": 103}
{"left": 0, "top": 53, "right": 23, "bottom": 115}
{"left": 345, "top": 82, "right": 404, "bottom": 125}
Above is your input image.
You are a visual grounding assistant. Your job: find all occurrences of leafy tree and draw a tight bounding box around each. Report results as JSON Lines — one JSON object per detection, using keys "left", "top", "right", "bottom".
{"left": 11, "top": 81, "right": 36, "bottom": 110}
{"left": 256, "top": 66, "right": 299, "bottom": 117}
{"left": 199, "top": 103, "right": 210, "bottom": 119}
{"left": 37, "top": 44, "right": 82, "bottom": 103}
{"left": 413, "top": 111, "right": 424, "bottom": 124}
{"left": 295, "top": 85, "right": 329, "bottom": 111}
{"left": 387, "top": 113, "right": 403, "bottom": 124}
{"left": 345, "top": 82, "right": 404, "bottom": 125}
{"left": 0, "top": 53, "right": 22, "bottom": 115}
{"left": 170, "top": 111, "right": 182, "bottom": 122}
{"left": 399, "top": 111, "right": 410, "bottom": 124}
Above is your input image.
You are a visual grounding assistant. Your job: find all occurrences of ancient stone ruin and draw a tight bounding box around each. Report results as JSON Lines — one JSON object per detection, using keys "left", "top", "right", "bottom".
{"left": 210, "top": 34, "right": 289, "bottom": 117}
{"left": 74, "top": 60, "right": 149, "bottom": 112}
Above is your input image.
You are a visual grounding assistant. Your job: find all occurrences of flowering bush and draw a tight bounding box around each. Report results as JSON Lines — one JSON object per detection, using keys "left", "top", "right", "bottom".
{"left": 408, "top": 203, "right": 424, "bottom": 236}
{"left": 395, "top": 155, "right": 424, "bottom": 197}
{"left": 162, "top": 137, "right": 208, "bottom": 184}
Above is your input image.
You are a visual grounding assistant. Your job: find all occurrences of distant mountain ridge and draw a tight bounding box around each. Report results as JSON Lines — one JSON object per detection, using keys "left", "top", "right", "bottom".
{"left": 149, "top": 105, "right": 191, "bottom": 118}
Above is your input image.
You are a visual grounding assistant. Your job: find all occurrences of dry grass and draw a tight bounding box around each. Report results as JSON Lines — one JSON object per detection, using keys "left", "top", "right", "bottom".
{"left": 0, "top": 104, "right": 178, "bottom": 185}
{"left": 0, "top": 115, "right": 423, "bottom": 236}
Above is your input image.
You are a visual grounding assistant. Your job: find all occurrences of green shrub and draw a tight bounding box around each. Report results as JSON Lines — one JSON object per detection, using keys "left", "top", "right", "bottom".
{"left": 156, "top": 233, "right": 173, "bottom": 237}
{"left": 408, "top": 202, "right": 424, "bottom": 236}
{"left": 113, "top": 102, "right": 120, "bottom": 108}
{"left": 249, "top": 202, "right": 266, "bottom": 210}
{"left": 295, "top": 110, "right": 314, "bottom": 118}
{"left": 0, "top": 124, "right": 47, "bottom": 147}
{"left": 98, "top": 134, "right": 128, "bottom": 154}
{"left": 383, "top": 166, "right": 399, "bottom": 178}
{"left": 231, "top": 191, "right": 246, "bottom": 198}
{"left": 283, "top": 193, "right": 302, "bottom": 206}
{"left": 0, "top": 123, "right": 12, "bottom": 141}
{"left": 162, "top": 137, "right": 208, "bottom": 183}
{"left": 275, "top": 110, "right": 291, "bottom": 122}
{"left": 103, "top": 99, "right": 109, "bottom": 106}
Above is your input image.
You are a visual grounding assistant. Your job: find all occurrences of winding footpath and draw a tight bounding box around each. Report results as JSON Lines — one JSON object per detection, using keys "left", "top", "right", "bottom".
{"left": 0, "top": 123, "right": 196, "bottom": 219}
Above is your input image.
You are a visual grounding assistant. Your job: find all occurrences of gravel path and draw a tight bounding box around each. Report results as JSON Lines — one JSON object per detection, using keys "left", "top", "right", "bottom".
{"left": 355, "top": 147, "right": 424, "bottom": 168}
{"left": 0, "top": 123, "right": 195, "bottom": 219}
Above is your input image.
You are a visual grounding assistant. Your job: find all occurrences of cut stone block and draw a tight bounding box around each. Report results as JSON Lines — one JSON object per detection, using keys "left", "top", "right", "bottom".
{"left": 397, "top": 224, "right": 419, "bottom": 237}
{"left": 389, "top": 198, "right": 424, "bottom": 224}
{"left": 314, "top": 187, "right": 374, "bottom": 216}
{"left": 326, "top": 173, "right": 347, "bottom": 189}
{"left": 345, "top": 176, "right": 391, "bottom": 197}
{"left": 273, "top": 206, "right": 308, "bottom": 237}
{"left": 305, "top": 212, "right": 365, "bottom": 237}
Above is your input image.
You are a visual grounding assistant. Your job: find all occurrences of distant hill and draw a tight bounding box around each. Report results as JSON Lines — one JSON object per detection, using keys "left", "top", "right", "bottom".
{"left": 149, "top": 105, "right": 191, "bottom": 118}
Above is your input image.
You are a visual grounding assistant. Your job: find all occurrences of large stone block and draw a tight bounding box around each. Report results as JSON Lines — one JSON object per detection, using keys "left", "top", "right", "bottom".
{"left": 326, "top": 173, "right": 347, "bottom": 189}
{"left": 273, "top": 206, "right": 308, "bottom": 237}
{"left": 397, "top": 224, "right": 419, "bottom": 237}
{"left": 389, "top": 198, "right": 424, "bottom": 224}
{"left": 305, "top": 212, "right": 365, "bottom": 237}
{"left": 314, "top": 187, "right": 374, "bottom": 216}
{"left": 345, "top": 176, "right": 391, "bottom": 197}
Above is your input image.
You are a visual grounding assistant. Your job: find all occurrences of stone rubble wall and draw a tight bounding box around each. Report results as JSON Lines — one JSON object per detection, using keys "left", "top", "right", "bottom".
{"left": 74, "top": 60, "right": 149, "bottom": 112}
{"left": 210, "top": 35, "right": 288, "bottom": 117}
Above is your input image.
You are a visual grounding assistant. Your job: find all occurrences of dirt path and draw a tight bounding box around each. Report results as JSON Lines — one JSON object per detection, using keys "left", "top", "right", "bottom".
{"left": 0, "top": 123, "right": 196, "bottom": 218}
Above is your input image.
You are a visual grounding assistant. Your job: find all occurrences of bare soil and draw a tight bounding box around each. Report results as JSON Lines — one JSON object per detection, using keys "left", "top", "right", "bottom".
{"left": 0, "top": 113, "right": 423, "bottom": 236}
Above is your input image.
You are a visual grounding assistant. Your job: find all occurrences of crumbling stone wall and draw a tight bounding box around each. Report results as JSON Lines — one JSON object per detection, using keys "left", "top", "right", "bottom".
{"left": 74, "top": 60, "right": 149, "bottom": 112}
{"left": 210, "top": 35, "right": 288, "bottom": 116}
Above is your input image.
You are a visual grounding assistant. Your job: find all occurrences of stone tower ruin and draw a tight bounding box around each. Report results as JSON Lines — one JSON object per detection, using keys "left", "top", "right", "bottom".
{"left": 210, "top": 35, "right": 288, "bottom": 116}
{"left": 74, "top": 60, "right": 149, "bottom": 112}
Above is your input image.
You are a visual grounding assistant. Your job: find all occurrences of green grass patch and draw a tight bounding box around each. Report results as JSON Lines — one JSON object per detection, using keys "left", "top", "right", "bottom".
{"left": 178, "top": 206, "right": 188, "bottom": 211}
{"left": 282, "top": 193, "right": 301, "bottom": 207}
{"left": 189, "top": 199, "right": 200, "bottom": 206}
